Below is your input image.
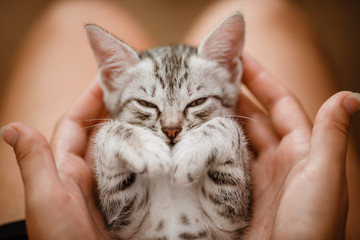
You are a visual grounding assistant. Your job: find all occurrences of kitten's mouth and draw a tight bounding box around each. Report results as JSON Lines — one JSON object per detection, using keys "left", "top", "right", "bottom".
{"left": 169, "top": 141, "right": 176, "bottom": 147}
{"left": 167, "top": 139, "right": 179, "bottom": 148}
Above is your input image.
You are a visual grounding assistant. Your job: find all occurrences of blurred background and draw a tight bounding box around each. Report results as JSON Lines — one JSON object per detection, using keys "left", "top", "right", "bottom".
{"left": 0, "top": 0, "right": 359, "bottom": 147}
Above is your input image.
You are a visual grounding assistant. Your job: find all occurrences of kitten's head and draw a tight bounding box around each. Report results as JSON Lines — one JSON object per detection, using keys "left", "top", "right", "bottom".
{"left": 86, "top": 13, "right": 245, "bottom": 145}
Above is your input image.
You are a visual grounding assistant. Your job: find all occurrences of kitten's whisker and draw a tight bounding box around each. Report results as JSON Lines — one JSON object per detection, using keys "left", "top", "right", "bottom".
{"left": 78, "top": 118, "right": 111, "bottom": 130}
{"left": 224, "top": 115, "right": 258, "bottom": 122}
{"left": 83, "top": 122, "right": 110, "bottom": 130}
{"left": 80, "top": 118, "right": 110, "bottom": 122}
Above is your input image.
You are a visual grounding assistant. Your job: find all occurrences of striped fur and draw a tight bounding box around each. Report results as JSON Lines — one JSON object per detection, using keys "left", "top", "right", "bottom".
{"left": 89, "top": 12, "right": 251, "bottom": 240}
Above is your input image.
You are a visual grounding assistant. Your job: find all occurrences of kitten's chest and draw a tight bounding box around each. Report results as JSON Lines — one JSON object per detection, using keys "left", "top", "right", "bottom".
{"left": 137, "top": 177, "right": 211, "bottom": 239}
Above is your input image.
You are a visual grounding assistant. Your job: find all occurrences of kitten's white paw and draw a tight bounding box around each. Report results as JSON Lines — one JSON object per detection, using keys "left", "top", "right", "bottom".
{"left": 171, "top": 137, "right": 216, "bottom": 185}
{"left": 126, "top": 134, "right": 171, "bottom": 177}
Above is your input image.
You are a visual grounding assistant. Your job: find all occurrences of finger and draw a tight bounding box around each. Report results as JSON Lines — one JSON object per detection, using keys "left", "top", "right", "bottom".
{"left": 66, "top": 79, "right": 105, "bottom": 124}
{"left": 242, "top": 54, "right": 312, "bottom": 138}
{"left": 52, "top": 80, "right": 106, "bottom": 158}
{"left": 310, "top": 91, "right": 360, "bottom": 167}
{"left": 238, "top": 89, "right": 280, "bottom": 151}
{"left": 305, "top": 92, "right": 359, "bottom": 239}
{"left": 1, "top": 122, "right": 61, "bottom": 197}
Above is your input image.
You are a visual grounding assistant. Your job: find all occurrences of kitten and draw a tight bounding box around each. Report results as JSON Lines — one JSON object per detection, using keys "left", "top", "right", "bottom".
{"left": 87, "top": 12, "right": 252, "bottom": 240}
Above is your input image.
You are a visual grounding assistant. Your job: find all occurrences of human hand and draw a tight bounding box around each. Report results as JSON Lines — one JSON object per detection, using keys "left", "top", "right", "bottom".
{"left": 1, "top": 81, "right": 111, "bottom": 240}
{"left": 238, "top": 55, "right": 360, "bottom": 240}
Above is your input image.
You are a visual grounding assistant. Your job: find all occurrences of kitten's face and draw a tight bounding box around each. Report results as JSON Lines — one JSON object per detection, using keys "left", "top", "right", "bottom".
{"left": 86, "top": 13, "right": 245, "bottom": 146}
{"left": 112, "top": 45, "right": 240, "bottom": 145}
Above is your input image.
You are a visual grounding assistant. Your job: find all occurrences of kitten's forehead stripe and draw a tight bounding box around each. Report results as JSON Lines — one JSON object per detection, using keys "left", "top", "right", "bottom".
{"left": 138, "top": 50, "right": 166, "bottom": 89}
{"left": 154, "top": 57, "right": 166, "bottom": 89}
{"left": 139, "top": 45, "right": 197, "bottom": 95}
{"left": 151, "top": 86, "right": 156, "bottom": 97}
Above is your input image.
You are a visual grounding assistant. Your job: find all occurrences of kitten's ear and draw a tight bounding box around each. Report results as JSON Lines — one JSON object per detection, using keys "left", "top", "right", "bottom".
{"left": 198, "top": 12, "right": 245, "bottom": 71}
{"left": 85, "top": 24, "right": 139, "bottom": 92}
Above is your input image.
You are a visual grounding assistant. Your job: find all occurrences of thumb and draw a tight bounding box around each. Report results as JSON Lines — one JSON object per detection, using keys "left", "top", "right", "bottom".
{"left": 310, "top": 91, "right": 360, "bottom": 167}
{"left": 1, "top": 122, "right": 61, "bottom": 198}
{"left": 308, "top": 91, "right": 359, "bottom": 239}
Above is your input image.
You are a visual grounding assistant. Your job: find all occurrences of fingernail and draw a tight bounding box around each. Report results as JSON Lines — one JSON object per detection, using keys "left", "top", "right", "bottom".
{"left": 0, "top": 125, "right": 20, "bottom": 147}
{"left": 343, "top": 92, "right": 360, "bottom": 115}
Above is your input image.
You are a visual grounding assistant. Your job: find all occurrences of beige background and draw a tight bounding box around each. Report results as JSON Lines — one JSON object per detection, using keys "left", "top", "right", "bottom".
{"left": 0, "top": 0, "right": 359, "bottom": 148}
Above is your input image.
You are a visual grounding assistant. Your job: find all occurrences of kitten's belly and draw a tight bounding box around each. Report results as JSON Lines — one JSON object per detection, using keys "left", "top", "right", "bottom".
{"left": 138, "top": 176, "right": 211, "bottom": 239}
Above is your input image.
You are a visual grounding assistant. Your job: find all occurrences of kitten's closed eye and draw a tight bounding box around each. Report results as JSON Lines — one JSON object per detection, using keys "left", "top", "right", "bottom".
{"left": 137, "top": 99, "right": 158, "bottom": 109}
{"left": 187, "top": 97, "right": 207, "bottom": 108}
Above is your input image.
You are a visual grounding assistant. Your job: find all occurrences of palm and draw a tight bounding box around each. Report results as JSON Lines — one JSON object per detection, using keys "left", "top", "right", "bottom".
{"left": 245, "top": 131, "right": 309, "bottom": 239}
{"left": 51, "top": 153, "right": 110, "bottom": 240}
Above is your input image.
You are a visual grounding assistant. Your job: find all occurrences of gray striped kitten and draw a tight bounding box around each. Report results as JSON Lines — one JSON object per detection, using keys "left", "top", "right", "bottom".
{"left": 87, "top": 13, "right": 252, "bottom": 240}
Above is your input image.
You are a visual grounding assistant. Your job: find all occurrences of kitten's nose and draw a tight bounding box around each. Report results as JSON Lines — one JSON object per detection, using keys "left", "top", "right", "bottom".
{"left": 162, "top": 127, "right": 182, "bottom": 141}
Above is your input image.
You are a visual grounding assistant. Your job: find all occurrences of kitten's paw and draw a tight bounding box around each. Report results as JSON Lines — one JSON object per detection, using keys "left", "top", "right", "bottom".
{"left": 127, "top": 134, "right": 171, "bottom": 177}
{"left": 170, "top": 140, "right": 216, "bottom": 185}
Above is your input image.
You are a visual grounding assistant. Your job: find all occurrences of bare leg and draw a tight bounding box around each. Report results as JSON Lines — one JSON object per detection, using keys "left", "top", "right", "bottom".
{"left": 184, "top": 0, "right": 360, "bottom": 238}
{"left": 0, "top": 0, "right": 153, "bottom": 225}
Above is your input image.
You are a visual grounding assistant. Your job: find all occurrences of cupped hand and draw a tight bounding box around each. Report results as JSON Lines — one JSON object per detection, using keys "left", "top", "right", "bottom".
{"left": 1, "top": 80, "right": 111, "bottom": 240}
{"left": 239, "top": 54, "right": 359, "bottom": 240}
